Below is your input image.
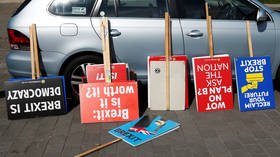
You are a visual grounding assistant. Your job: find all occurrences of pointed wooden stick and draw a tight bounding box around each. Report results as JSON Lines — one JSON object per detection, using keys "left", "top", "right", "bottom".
{"left": 165, "top": 12, "right": 171, "bottom": 111}
{"left": 74, "top": 138, "right": 121, "bottom": 157}
{"left": 205, "top": 2, "right": 214, "bottom": 58}
{"left": 32, "top": 24, "right": 40, "bottom": 78}
{"left": 101, "top": 16, "right": 112, "bottom": 83}
{"left": 29, "top": 25, "right": 35, "bottom": 80}
{"left": 246, "top": 21, "right": 254, "bottom": 57}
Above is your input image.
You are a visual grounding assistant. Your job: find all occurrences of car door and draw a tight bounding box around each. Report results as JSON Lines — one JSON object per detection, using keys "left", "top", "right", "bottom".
{"left": 91, "top": 0, "right": 184, "bottom": 80}
{"left": 178, "top": 0, "right": 276, "bottom": 79}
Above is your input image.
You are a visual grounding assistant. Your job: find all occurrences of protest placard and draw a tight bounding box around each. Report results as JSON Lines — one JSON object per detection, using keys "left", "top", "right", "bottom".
{"left": 5, "top": 24, "right": 67, "bottom": 119}
{"left": 5, "top": 77, "right": 67, "bottom": 119}
{"left": 148, "top": 13, "right": 188, "bottom": 110}
{"left": 235, "top": 56, "right": 275, "bottom": 111}
{"left": 79, "top": 82, "right": 139, "bottom": 123}
{"left": 87, "top": 63, "right": 128, "bottom": 83}
{"left": 79, "top": 16, "right": 139, "bottom": 123}
{"left": 235, "top": 21, "right": 275, "bottom": 111}
{"left": 193, "top": 55, "right": 233, "bottom": 112}
{"left": 192, "top": 3, "right": 233, "bottom": 112}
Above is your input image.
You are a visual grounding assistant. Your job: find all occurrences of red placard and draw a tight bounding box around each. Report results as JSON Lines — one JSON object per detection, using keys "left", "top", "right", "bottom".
{"left": 79, "top": 81, "right": 139, "bottom": 123}
{"left": 86, "top": 63, "right": 128, "bottom": 83}
{"left": 192, "top": 55, "right": 233, "bottom": 112}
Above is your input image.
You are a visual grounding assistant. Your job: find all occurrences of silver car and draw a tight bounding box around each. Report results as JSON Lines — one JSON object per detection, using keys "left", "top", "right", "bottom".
{"left": 6, "top": 0, "right": 280, "bottom": 97}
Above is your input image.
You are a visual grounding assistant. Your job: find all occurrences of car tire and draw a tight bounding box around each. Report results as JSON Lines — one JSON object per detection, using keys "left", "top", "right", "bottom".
{"left": 62, "top": 55, "right": 102, "bottom": 103}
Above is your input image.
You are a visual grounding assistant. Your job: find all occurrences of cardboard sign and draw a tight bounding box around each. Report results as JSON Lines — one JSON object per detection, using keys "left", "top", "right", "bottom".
{"left": 148, "top": 55, "right": 188, "bottom": 110}
{"left": 87, "top": 63, "right": 128, "bottom": 83}
{"left": 79, "top": 81, "right": 139, "bottom": 123}
{"left": 235, "top": 56, "right": 275, "bottom": 111}
{"left": 192, "top": 55, "right": 233, "bottom": 112}
{"left": 109, "top": 115, "right": 180, "bottom": 147}
{"left": 5, "top": 76, "right": 67, "bottom": 119}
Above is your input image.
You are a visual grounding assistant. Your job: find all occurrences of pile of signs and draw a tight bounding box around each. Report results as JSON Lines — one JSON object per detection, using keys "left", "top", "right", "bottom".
{"left": 79, "top": 16, "right": 139, "bottom": 123}
{"left": 4, "top": 4, "right": 276, "bottom": 121}
{"left": 5, "top": 24, "right": 68, "bottom": 119}
{"left": 3, "top": 6, "right": 277, "bottom": 157}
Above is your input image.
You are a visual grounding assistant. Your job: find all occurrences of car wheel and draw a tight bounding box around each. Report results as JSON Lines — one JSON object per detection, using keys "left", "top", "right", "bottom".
{"left": 62, "top": 55, "right": 102, "bottom": 100}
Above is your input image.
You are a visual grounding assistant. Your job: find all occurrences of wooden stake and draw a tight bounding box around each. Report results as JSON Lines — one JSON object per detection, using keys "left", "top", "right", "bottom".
{"left": 165, "top": 12, "right": 171, "bottom": 111}
{"left": 205, "top": 2, "right": 209, "bottom": 18}
{"left": 101, "top": 16, "right": 112, "bottom": 83}
{"left": 246, "top": 21, "right": 254, "bottom": 57}
{"left": 29, "top": 25, "right": 35, "bottom": 80}
{"left": 74, "top": 138, "right": 121, "bottom": 157}
{"left": 32, "top": 24, "right": 40, "bottom": 78}
{"left": 205, "top": 2, "right": 214, "bottom": 57}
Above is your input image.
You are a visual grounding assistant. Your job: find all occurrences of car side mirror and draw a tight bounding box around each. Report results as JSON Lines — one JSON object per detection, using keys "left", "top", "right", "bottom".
{"left": 256, "top": 8, "right": 268, "bottom": 22}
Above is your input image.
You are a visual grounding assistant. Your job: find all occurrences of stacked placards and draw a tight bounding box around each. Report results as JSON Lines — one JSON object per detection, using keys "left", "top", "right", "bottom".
{"left": 5, "top": 24, "right": 67, "bottom": 119}
{"left": 192, "top": 3, "right": 233, "bottom": 112}
{"left": 148, "top": 12, "right": 188, "bottom": 110}
{"left": 235, "top": 21, "right": 275, "bottom": 111}
{"left": 87, "top": 63, "right": 129, "bottom": 83}
{"left": 79, "top": 16, "right": 139, "bottom": 123}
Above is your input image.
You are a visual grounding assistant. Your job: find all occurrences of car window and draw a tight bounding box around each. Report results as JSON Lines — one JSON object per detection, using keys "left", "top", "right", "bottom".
{"left": 99, "top": 0, "right": 116, "bottom": 17}
{"left": 208, "top": 0, "right": 258, "bottom": 20}
{"left": 177, "top": 0, "right": 264, "bottom": 21}
{"left": 176, "top": 0, "right": 205, "bottom": 19}
{"left": 49, "top": 0, "right": 96, "bottom": 16}
{"left": 99, "top": 0, "right": 166, "bottom": 18}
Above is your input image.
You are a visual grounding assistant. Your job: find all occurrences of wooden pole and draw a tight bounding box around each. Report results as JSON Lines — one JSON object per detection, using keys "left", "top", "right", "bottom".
{"left": 246, "top": 21, "right": 254, "bottom": 57}
{"left": 29, "top": 25, "right": 35, "bottom": 80}
{"left": 165, "top": 12, "right": 170, "bottom": 111}
{"left": 101, "top": 16, "right": 112, "bottom": 83}
{"left": 205, "top": 2, "right": 214, "bottom": 57}
{"left": 32, "top": 24, "right": 40, "bottom": 78}
{"left": 74, "top": 138, "right": 121, "bottom": 157}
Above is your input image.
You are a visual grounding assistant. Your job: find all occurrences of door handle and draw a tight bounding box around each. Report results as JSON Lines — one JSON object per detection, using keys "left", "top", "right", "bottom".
{"left": 186, "top": 30, "right": 203, "bottom": 37}
{"left": 110, "top": 29, "right": 121, "bottom": 37}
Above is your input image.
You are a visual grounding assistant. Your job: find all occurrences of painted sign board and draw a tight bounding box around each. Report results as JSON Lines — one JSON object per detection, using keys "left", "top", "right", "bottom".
{"left": 192, "top": 54, "right": 233, "bottom": 112}
{"left": 86, "top": 63, "right": 128, "bottom": 83}
{"left": 235, "top": 56, "right": 275, "bottom": 111}
{"left": 148, "top": 55, "right": 188, "bottom": 110}
{"left": 79, "top": 81, "right": 139, "bottom": 123}
{"left": 5, "top": 76, "right": 67, "bottom": 119}
{"left": 109, "top": 115, "right": 180, "bottom": 147}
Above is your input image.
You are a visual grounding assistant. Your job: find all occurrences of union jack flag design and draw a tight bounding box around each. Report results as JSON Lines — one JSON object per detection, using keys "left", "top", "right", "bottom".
{"left": 129, "top": 127, "right": 151, "bottom": 135}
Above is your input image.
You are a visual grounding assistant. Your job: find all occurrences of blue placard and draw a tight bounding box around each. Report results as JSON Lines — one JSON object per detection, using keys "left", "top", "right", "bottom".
{"left": 109, "top": 115, "right": 180, "bottom": 147}
{"left": 235, "top": 56, "right": 275, "bottom": 112}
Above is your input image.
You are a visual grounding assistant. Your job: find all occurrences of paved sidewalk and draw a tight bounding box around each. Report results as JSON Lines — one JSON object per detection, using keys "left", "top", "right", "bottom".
{"left": 0, "top": 0, "right": 24, "bottom": 3}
